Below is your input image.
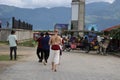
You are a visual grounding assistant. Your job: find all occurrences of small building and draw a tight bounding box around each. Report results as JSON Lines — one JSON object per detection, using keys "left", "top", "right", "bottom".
{"left": 103, "top": 25, "right": 120, "bottom": 52}
{"left": 103, "top": 25, "right": 120, "bottom": 32}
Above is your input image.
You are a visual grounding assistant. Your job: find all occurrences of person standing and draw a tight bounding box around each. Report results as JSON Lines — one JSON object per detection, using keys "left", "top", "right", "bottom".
{"left": 83, "top": 36, "right": 90, "bottom": 53}
{"left": 7, "top": 30, "right": 18, "bottom": 60}
{"left": 41, "top": 32, "right": 50, "bottom": 65}
{"left": 0, "top": 20, "right": 2, "bottom": 28}
{"left": 36, "top": 32, "right": 44, "bottom": 62}
{"left": 49, "top": 29, "right": 62, "bottom": 72}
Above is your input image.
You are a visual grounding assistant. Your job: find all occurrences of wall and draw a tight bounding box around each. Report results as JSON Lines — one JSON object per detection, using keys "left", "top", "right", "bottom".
{"left": 0, "top": 28, "right": 33, "bottom": 42}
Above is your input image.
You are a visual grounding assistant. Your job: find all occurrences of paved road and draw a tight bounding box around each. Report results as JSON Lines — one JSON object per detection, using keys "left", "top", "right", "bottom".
{"left": 0, "top": 47, "right": 120, "bottom": 80}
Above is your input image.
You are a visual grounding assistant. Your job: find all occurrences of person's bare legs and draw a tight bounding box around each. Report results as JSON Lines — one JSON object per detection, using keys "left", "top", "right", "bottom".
{"left": 51, "top": 50, "right": 60, "bottom": 72}
{"left": 51, "top": 62, "right": 57, "bottom": 72}
{"left": 54, "top": 64, "right": 57, "bottom": 72}
{"left": 52, "top": 62, "right": 54, "bottom": 70}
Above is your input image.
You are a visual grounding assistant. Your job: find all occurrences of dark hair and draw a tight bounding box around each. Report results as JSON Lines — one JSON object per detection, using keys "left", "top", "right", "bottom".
{"left": 11, "top": 30, "right": 15, "bottom": 34}
{"left": 40, "top": 32, "right": 44, "bottom": 36}
{"left": 85, "top": 37, "right": 88, "bottom": 39}
{"left": 45, "top": 32, "right": 49, "bottom": 35}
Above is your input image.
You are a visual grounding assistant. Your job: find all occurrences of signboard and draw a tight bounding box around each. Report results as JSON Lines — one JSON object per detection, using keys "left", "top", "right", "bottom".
{"left": 54, "top": 24, "right": 69, "bottom": 34}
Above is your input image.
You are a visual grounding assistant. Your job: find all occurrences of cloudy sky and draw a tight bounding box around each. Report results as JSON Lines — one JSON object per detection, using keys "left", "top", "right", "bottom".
{"left": 0, "top": 0, "right": 115, "bottom": 8}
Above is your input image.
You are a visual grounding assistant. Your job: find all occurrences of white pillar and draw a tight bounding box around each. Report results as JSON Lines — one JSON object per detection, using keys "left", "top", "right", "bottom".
{"left": 71, "top": 0, "right": 85, "bottom": 36}
{"left": 78, "top": 0, "right": 85, "bottom": 36}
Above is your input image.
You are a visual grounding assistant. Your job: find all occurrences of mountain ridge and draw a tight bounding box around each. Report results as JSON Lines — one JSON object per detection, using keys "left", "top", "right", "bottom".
{"left": 0, "top": 0, "right": 120, "bottom": 31}
{"left": 0, "top": 4, "right": 71, "bottom": 30}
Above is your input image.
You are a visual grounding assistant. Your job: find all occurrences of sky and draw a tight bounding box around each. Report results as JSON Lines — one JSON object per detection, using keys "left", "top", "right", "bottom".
{"left": 0, "top": 0, "right": 115, "bottom": 9}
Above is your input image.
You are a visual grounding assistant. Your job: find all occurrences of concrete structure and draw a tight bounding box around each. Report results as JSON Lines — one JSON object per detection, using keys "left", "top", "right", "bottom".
{"left": 71, "top": 0, "right": 85, "bottom": 36}
{"left": 0, "top": 29, "right": 33, "bottom": 42}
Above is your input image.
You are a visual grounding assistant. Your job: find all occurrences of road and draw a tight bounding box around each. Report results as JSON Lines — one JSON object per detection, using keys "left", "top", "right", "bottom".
{"left": 0, "top": 46, "right": 120, "bottom": 80}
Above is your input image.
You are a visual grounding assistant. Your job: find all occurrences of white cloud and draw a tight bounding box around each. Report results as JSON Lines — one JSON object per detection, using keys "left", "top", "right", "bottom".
{"left": 25, "top": 0, "right": 72, "bottom": 8}
{"left": 0, "top": 0, "right": 25, "bottom": 7}
{"left": 0, "top": 0, "right": 115, "bottom": 8}
{"left": 86, "top": 0, "right": 115, "bottom": 4}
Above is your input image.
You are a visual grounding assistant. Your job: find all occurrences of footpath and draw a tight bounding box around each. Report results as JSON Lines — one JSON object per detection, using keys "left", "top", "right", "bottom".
{"left": 0, "top": 45, "right": 120, "bottom": 80}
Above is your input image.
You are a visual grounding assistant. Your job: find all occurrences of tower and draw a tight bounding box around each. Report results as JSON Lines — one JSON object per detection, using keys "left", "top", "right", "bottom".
{"left": 71, "top": 0, "right": 85, "bottom": 36}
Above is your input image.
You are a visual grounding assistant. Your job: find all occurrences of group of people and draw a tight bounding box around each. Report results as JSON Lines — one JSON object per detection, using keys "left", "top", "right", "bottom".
{"left": 62, "top": 33, "right": 111, "bottom": 55}
{"left": 7, "top": 29, "right": 62, "bottom": 72}
{"left": 83, "top": 35, "right": 110, "bottom": 54}
{"left": 36, "top": 32, "right": 50, "bottom": 64}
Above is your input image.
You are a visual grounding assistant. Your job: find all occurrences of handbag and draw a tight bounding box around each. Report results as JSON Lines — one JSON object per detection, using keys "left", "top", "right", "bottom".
{"left": 51, "top": 45, "right": 60, "bottom": 50}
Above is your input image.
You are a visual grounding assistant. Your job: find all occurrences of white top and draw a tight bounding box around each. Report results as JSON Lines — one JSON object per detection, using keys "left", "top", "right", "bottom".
{"left": 97, "top": 36, "right": 102, "bottom": 42}
{"left": 7, "top": 34, "right": 17, "bottom": 47}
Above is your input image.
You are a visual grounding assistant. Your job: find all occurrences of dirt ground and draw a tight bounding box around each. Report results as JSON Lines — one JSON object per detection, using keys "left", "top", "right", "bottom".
{"left": 0, "top": 46, "right": 120, "bottom": 80}
{"left": 0, "top": 44, "right": 36, "bottom": 73}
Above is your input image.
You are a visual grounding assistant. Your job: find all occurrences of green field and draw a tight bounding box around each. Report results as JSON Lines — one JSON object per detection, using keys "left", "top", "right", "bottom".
{"left": 0, "top": 55, "right": 23, "bottom": 61}
{"left": 0, "top": 39, "right": 37, "bottom": 47}
{"left": 18, "top": 39, "right": 37, "bottom": 47}
{"left": 0, "top": 55, "right": 9, "bottom": 61}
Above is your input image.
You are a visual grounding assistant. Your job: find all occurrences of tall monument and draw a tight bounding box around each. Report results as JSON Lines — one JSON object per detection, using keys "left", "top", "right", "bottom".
{"left": 71, "top": 0, "right": 85, "bottom": 36}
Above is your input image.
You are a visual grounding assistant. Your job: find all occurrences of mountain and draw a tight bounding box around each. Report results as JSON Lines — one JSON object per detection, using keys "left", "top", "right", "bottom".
{"left": 0, "top": 0, "right": 120, "bottom": 31}
{"left": 85, "top": 0, "right": 120, "bottom": 31}
{"left": 0, "top": 5, "right": 71, "bottom": 30}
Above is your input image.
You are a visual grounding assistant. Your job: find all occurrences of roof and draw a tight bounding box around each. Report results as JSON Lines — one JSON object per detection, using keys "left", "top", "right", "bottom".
{"left": 64, "top": 30, "right": 101, "bottom": 33}
{"left": 103, "top": 25, "right": 120, "bottom": 32}
{"left": 72, "top": 0, "right": 79, "bottom": 2}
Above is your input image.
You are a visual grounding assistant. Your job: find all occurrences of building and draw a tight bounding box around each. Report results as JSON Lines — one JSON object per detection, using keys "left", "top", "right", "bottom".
{"left": 103, "top": 25, "right": 120, "bottom": 52}
{"left": 103, "top": 25, "right": 120, "bottom": 32}
{"left": 71, "top": 0, "right": 85, "bottom": 36}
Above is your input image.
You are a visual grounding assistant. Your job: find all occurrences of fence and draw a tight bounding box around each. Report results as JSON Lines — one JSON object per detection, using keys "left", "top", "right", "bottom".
{"left": 0, "top": 17, "right": 33, "bottom": 30}
{"left": 12, "top": 17, "right": 33, "bottom": 30}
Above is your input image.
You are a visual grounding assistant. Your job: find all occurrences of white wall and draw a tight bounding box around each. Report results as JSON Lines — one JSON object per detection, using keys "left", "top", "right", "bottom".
{"left": 0, "top": 29, "right": 33, "bottom": 41}
{"left": 71, "top": 2, "right": 79, "bottom": 20}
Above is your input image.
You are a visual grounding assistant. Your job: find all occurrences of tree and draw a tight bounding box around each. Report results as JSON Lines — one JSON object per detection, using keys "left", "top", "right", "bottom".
{"left": 112, "top": 28, "right": 120, "bottom": 39}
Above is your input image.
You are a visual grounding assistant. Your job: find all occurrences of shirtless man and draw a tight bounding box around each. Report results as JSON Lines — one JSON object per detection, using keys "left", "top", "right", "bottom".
{"left": 49, "top": 29, "right": 62, "bottom": 72}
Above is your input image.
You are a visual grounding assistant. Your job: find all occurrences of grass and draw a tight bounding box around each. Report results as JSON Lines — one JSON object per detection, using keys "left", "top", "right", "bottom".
{"left": 0, "top": 39, "right": 37, "bottom": 47}
{"left": 0, "top": 55, "right": 9, "bottom": 61}
{"left": 18, "top": 39, "right": 37, "bottom": 47}
{"left": 0, "top": 41, "right": 8, "bottom": 45}
{"left": 0, "top": 55, "right": 23, "bottom": 61}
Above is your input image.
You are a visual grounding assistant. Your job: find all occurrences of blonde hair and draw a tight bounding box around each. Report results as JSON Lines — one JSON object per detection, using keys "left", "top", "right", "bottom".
{"left": 54, "top": 29, "right": 58, "bottom": 32}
